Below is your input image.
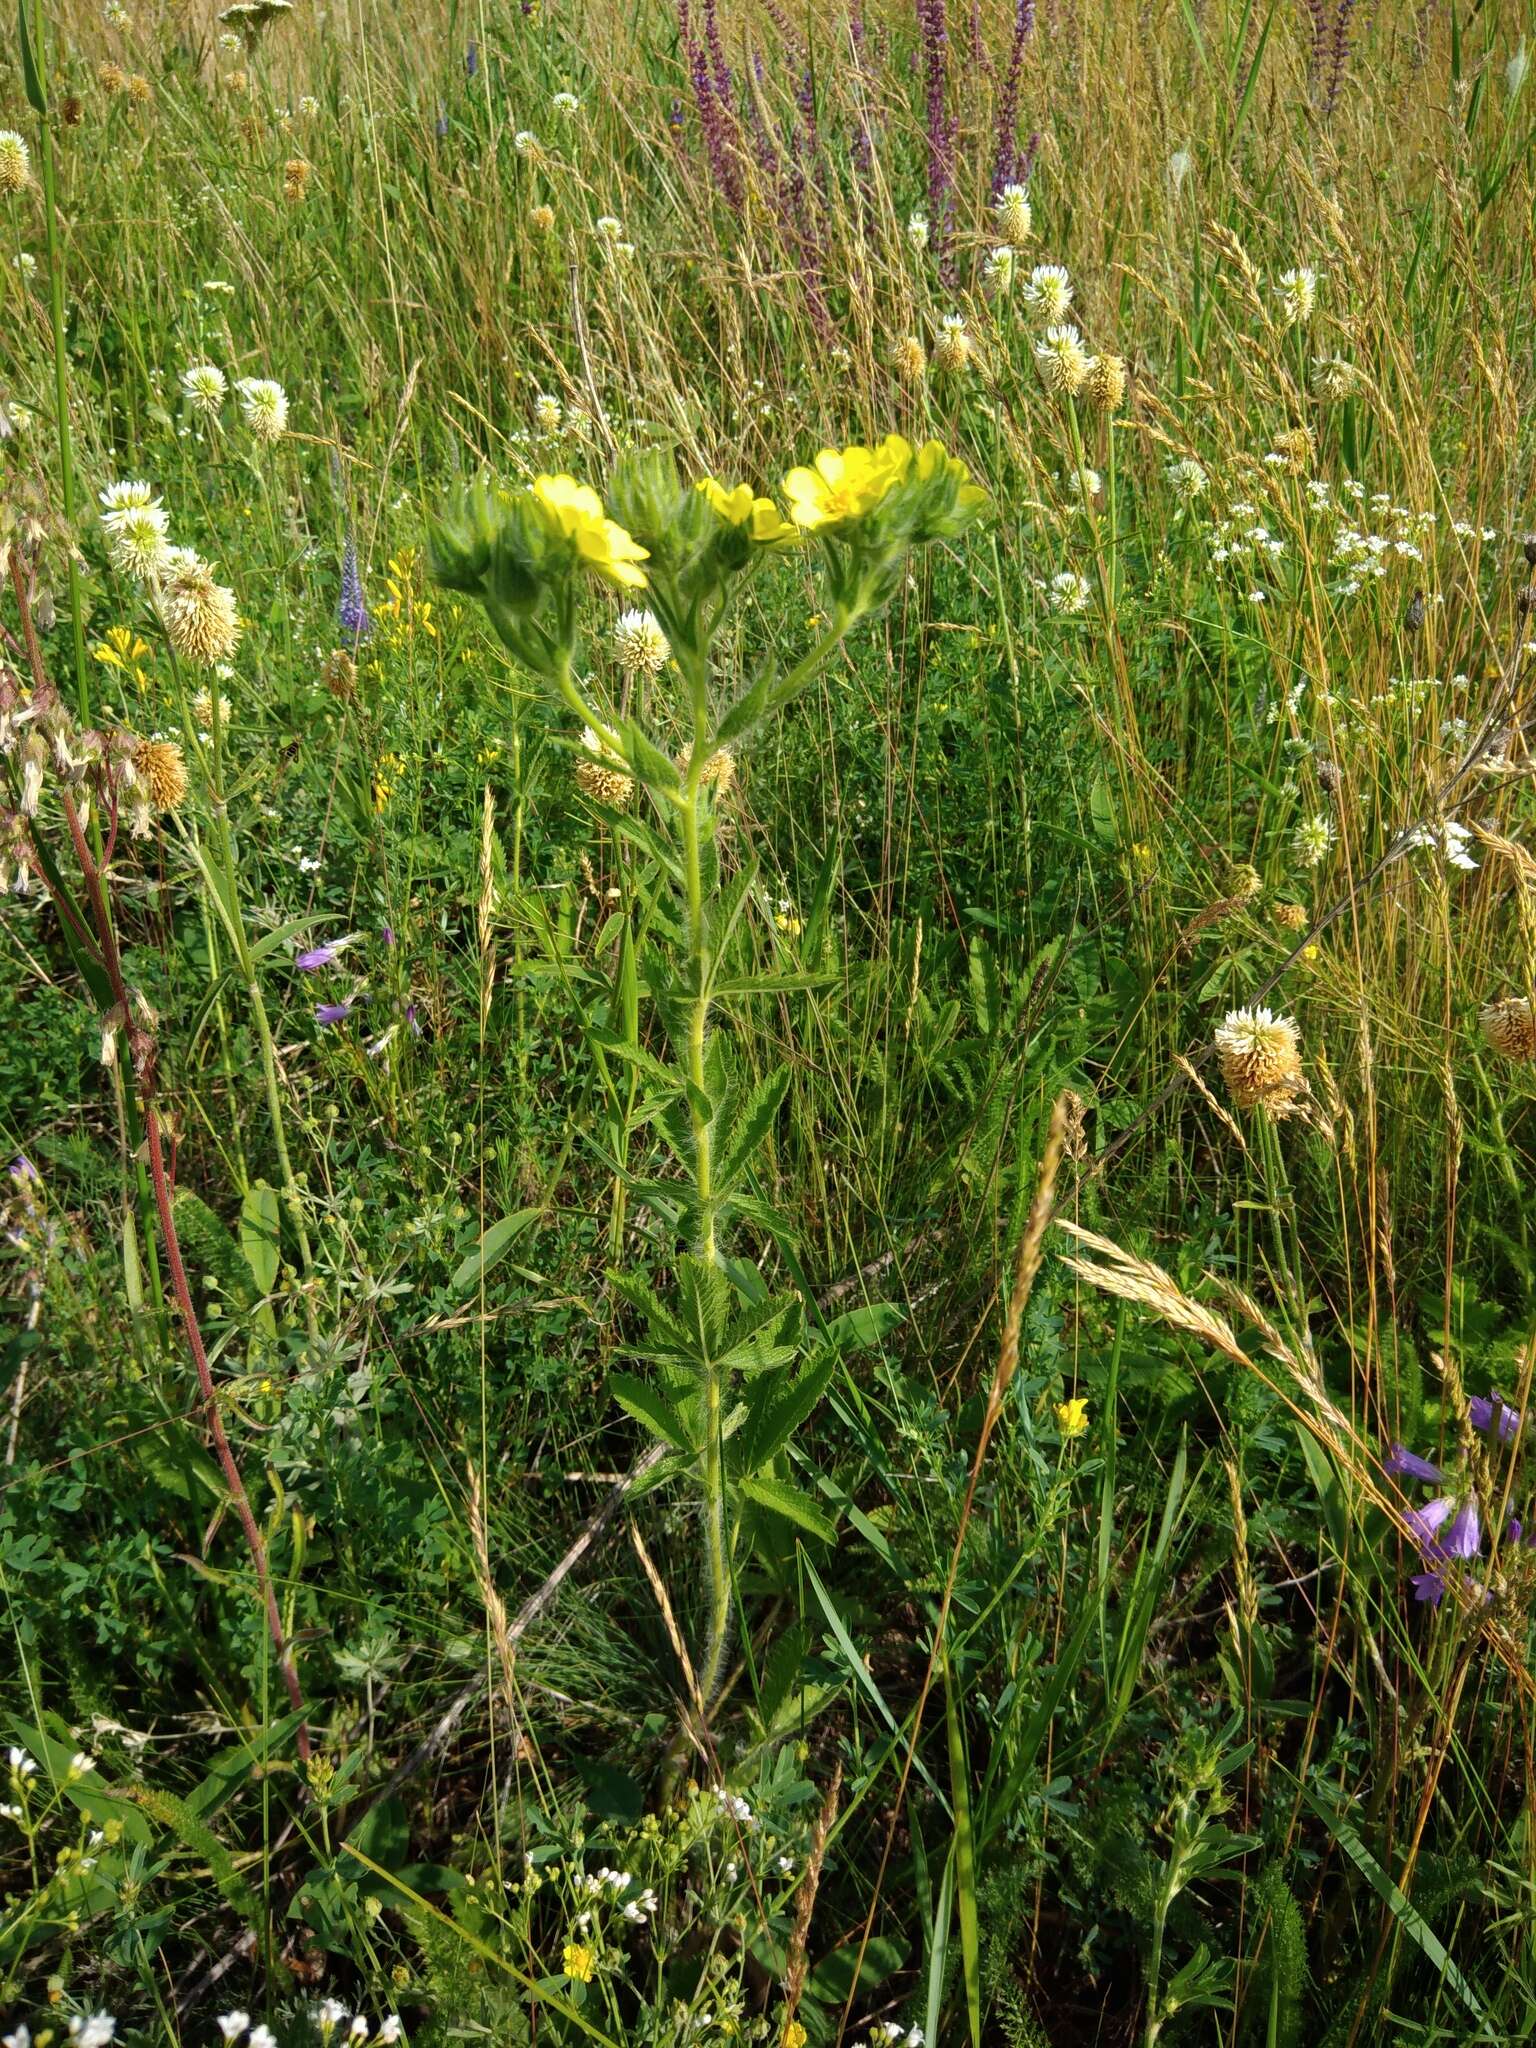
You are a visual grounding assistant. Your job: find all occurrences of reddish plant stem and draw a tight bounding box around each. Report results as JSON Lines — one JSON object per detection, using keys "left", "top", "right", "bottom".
{"left": 11, "top": 555, "right": 310, "bottom": 1759}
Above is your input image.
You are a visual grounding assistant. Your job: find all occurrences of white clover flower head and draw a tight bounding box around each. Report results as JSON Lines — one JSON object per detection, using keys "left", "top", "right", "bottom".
{"left": 235, "top": 377, "right": 288, "bottom": 443}
{"left": 533, "top": 391, "right": 562, "bottom": 434}
{"left": 104, "top": 0, "right": 130, "bottom": 22}
{"left": 1168, "top": 147, "right": 1192, "bottom": 195}
{"left": 218, "top": 29, "right": 240, "bottom": 49}
{"left": 299, "top": 94, "right": 319, "bottom": 116}
{"left": 1023, "top": 263, "right": 1073, "bottom": 320}
{"left": 1275, "top": 265, "right": 1318, "bottom": 326}
{"left": 513, "top": 130, "right": 541, "bottom": 156}
{"left": 983, "top": 245, "right": 1015, "bottom": 290}
{"left": 1293, "top": 811, "right": 1336, "bottom": 866}
{"left": 1310, "top": 354, "right": 1355, "bottom": 401}
{"left": 181, "top": 362, "right": 228, "bottom": 415}
{"left": 993, "top": 181, "right": 1032, "bottom": 246}
{"left": 99, "top": 479, "right": 159, "bottom": 521}
{"left": 1033, "top": 323, "right": 1094, "bottom": 396}
{"left": 1061, "top": 466, "right": 1101, "bottom": 500}
{"left": 107, "top": 503, "right": 172, "bottom": 582}
{"left": 552, "top": 91, "right": 580, "bottom": 117}
{"left": 594, "top": 214, "right": 623, "bottom": 239}
{"left": 1165, "top": 456, "right": 1208, "bottom": 502}
{"left": 1047, "top": 570, "right": 1091, "bottom": 614}
{"left": 906, "top": 209, "right": 930, "bottom": 252}
{"left": 0, "top": 131, "right": 30, "bottom": 195}
{"left": 614, "top": 607, "right": 670, "bottom": 676}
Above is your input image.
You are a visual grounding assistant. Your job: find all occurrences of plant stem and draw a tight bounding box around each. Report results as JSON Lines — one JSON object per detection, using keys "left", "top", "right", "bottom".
{"left": 680, "top": 747, "right": 730, "bottom": 1707}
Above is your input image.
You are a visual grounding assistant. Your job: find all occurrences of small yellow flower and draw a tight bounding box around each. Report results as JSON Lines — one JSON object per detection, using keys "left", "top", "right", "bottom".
{"left": 530, "top": 474, "right": 649, "bottom": 588}
{"left": 780, "top": 440, "right": 905, "bottom": 531}
{"left": 696, "top": 476, "right": 797, "bottom": 544}
{"left": 562, "top": 1941, "right": 596, "bottom": 1984}
{"left": 1054, "top": 1397, "right": 1090, "bottom": 1439}
{"left": 781, "top": 2024, "right": 808, "bottom": 2048}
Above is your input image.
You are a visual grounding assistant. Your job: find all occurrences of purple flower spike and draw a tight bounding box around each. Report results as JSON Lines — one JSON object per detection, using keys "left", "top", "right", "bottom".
{"left": 465, "top": 38, "right": 478, "bottom": 76}
{"left": 1442, "top": 1498, "right": 1482, "bottom": 1561}
{"left": 9, "top": 1155, "right": 38, "bottom": 1182}
{"left": 315, "top": 1000, "right": 354, "bottom": 1026}
{"left": 1469, "top": 1395, "right": 1522, "bottom": 1442}
{"left": 1410, "top": 1569, "right": 1446, "bottom": 1606}
{"left": 340, "top": 537, "right": 371, "bottom": 641}
{"left": 1404, "top": 1496, "right": 1455, "bottom": 1557}
{"left": 1384, "top": 1443, "right": 1445, "bottom": 1484}
{"left": 1506, "top": 1518, "right": 1523, "bottom": 1546}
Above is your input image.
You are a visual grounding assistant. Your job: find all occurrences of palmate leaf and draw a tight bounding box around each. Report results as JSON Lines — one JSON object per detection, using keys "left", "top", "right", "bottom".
{"left": 738, "top": 1472, "right": 835, "bottom": 1541}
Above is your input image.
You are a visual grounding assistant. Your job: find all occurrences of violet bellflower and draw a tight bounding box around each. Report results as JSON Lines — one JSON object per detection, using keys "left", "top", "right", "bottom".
{"left": 1469, "top": 1394, "right": 1522, "bottom": 1442}
{"left": 1384, "top": 1443, "right": 1445, "bottom": 1484}
{"left": 315, "top": 1000, "right": 354, "bottom": 1026}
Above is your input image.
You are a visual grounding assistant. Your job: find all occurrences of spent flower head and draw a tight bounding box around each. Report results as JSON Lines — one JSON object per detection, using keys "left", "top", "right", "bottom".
{"left": 994, "top": 182, "right": 1032, "bottom": 248}
{"left": 1274, "top": 265, "right": 1319, "bottom": 326}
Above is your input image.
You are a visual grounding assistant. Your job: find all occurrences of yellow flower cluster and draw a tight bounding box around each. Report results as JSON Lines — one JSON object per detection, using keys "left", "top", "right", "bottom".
{"left": 781, "top": 434, "right": 986, "bottom": 532}
{"left": 530, "top": 475, "right": 650, "bottom": 589}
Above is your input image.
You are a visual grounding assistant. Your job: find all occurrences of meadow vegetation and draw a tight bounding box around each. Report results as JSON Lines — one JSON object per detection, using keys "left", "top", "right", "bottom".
{"left": 3, "top": 0, "right": 1536, "bottom": 2041}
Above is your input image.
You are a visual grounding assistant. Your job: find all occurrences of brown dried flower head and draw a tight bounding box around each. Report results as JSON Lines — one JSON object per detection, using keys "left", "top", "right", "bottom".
{"left": 1084, "top": 352, "right": 1128, "bottom": 413}
{"left": 1214, "top": 1005, "right": 1303, "bottom": 1113}
{"left": 132, "top": 737, "right": 188, "bottom": 811}
{"left": 1480, "top": 997, "right": 1536, "bottom": 1062}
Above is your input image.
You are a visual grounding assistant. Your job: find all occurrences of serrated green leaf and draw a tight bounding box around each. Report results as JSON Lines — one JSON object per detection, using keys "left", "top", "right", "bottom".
{"left": 716, "top": 1063, "right": 790, "bottom": 1193}
{"left": 738, "top": 1472, "right": 835, "bottom": 1541}
{"left": 609, "top": 1371, "right": 694, "bottom": 1451}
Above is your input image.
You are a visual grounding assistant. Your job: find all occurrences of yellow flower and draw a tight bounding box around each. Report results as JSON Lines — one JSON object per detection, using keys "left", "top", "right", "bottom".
{"left": 530, "top": 474, "right": 649, "bottom": 589}
{"left": 562, "top": 1941, "right": 597, "bottom": 1984}
{"left": 780, "top": 440, "right": 905, "bottom": 530}
{"left": 697, "top": 476, "right": 798, "bottom": 544}
{"left": 1054, "top": 1397, "right": 1090, "bottom": 1440}
{"left": 781, "top": 2026, "right": 807, "bottom": 2048}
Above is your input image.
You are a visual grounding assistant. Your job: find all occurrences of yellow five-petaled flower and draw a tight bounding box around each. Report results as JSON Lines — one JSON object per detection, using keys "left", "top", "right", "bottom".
{"left": 1055, "top": 1396, "right": 1090, "bottom": 1440}
{"left": 781, "top": 438, "right": 907, "bottom": 530}
{"left": 696, "top": 476, "right": 798, "bottom": 544}
{"left": 562, "top": 1940, "right": 597, "bottom": 1984}
{"left": 530, "top": 474, "right": 650, "bottom": 589}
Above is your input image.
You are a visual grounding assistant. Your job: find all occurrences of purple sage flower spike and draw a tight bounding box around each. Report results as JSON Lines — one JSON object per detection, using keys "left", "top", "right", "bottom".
{"left": 340, "top": 537, "right": 371, "bottom": 641}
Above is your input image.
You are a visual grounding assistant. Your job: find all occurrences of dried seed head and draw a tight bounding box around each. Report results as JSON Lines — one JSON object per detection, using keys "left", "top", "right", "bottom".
{"left": 1481, "top": 997, "right": 1536, "bottom": 1062}
{"left": 132, "top": 737, "right": 188, "bottom": 811}
{"left": 1273, "top": 899, "right": 1308, "bottom": 932}
{"left": 1272, "top": 425, "right": 1315, "bottom": 472}
{"left": 60, "top": 96, "right": 83, "bottom": 127}
{"left": 576, "top": 727, "right": 633, "bottom": 809}
{"left": 126, "top": 73, "right": 153, "bottom": 103}
{"left": 162, "top": 557, "right": 241, "bottom": 665}
{"left": 678, "top": 743, "right": 736, "bottom": 795}
{"left": 893, "top": 334, "right": 927, "bottom": 382}
{"left": 322, "top": 648, "right": 356, "bottom": 700}
{"left": 529, "top": 203, "right": 555, "bottom": 233}
{"left": 1214, "top": 1005, "right": 1303, "bottom": 1113}
{"left": 283, "top": 156, "right": 310, "bottom": 200}
{"left": 1523, "top": 534, "right": 1536, "bottom": 568}
{"left": 1316, "top": 755, "right": 1343, "bottom": 796}
{"left": 1083, "top": 352, "right": 1127, "bottom": 413}
{"left": 98, "top": 62, "right": 126, "bottom": 93}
